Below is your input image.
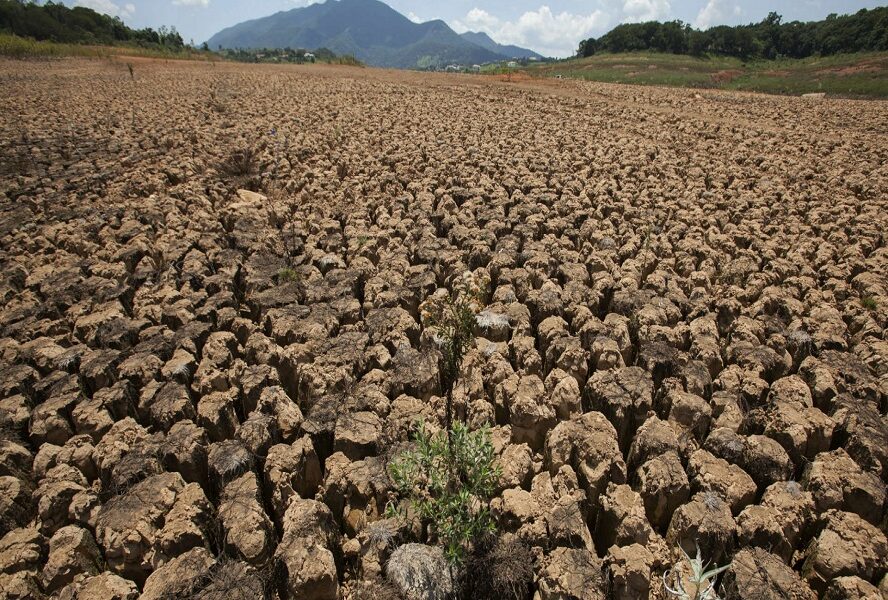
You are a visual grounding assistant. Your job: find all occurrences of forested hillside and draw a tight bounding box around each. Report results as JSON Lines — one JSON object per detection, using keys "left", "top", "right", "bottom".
{"left": 0, "top": 0, "right": 185, "bottom": 49}
{"left": 578, "top": 8, "right": 888, "bottom": 59}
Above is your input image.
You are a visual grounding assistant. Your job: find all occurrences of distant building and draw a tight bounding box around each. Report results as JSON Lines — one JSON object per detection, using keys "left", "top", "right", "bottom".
{"left": 471, "top": 64, "right": 481, "bottom": 73}
{"left": 507, "top": 61, "right": 518, "bottom": 68}
{"left": 304, "top": 52, "right": 316, "bottom": 61}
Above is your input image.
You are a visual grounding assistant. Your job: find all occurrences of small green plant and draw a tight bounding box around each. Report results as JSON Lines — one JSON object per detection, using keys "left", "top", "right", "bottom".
{"left": 420, "top": 271, "right": 488, "bottom": 436}
{"left": 126, "top": 62, "right": 134, "bottom": 80}
{"left": 277, "top": 267, "right": 300, "bottom": 284}
{"left": 388, "top": 421, "right": 500, "bottom": 564}
{"left": 861, "top": 296, "right": 878, "bottom": 311}
{"left": 663, "top": 542, "right": 730, "bottom": 600}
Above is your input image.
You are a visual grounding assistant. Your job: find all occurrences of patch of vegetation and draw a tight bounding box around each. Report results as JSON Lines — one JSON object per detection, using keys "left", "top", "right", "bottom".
{"left": 663, "top": 542, "right": 730, "bottom": 600}
{"left": 277, "top": 267, "right": 300, "bottom": 284}
{"left": 388, "top": 421, "right": 499, "bottom": 564}
{"left": 530, "top": 51, "right": 888, "bottom": 98}
{"left": 388, "top": 271, "right": 498, "bottom": 564}
{"left": 577, "top": 9, "right": 888, "bottom": 60}
{"left": 420, "top": 271, "right": 488, "bottom": 433}
{"left": 220, "top": 45, "right": 363, "bottom": 66}
{"left": 861, "top": 296, "right": 878, "bottom": 311}
{"left": 0, "top": 0, "right": 193, "bottom": 51}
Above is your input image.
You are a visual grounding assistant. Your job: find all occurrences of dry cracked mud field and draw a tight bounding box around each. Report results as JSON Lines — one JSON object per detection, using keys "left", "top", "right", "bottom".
{"left": 0, "top": 57, "right": 887, "bottom": 600}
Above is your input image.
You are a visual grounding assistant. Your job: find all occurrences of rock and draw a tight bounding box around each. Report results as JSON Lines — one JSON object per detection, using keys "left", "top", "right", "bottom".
{"left": 537, "top": 547, "right": 605, "bottom": 600}
{"left": 321, "top": 453, "right": 390, "bottom": 536}
{"left": 831, "top": 398, "right": 888, "bottom": 480}
{"left": 666, "top": 388, "right": 712, "bottom": 442}
{"left": 334, "top": 411, "right": 382, "bottom": 460}
{"left": 219, "top": 472, "right": 274, "bottom": 566}
{"left": 585, "top": 367, "right": 653, "bottom": 452}
{"left": 0, "top": 476, "right": 31, "bottom": 539}
{"left": 140, "top": 547, "right": 215, "bottom": 600}
{"left": 545, "top": 411, "right": 626, "bottom": 512}
{"left": 95, "top": 472, "right": 210, "bottom": 584}
{"left": 0, "top": 526, "right": 45, "bottom": 575}
{"left": 737, "top": 480, "right": 815, "bottom": 564}
{"left": 605, "top": 543, "right": 655, "bottom": 600}
{"left": 508, "top": 374, "right": 556, "bottom": 450}
{"left": 722, "top": 548, "right": 816, "bottom": 600}
{"left": 496, "top": 442, "right": 533, "bottom": 491}
{"left": 56, "top": 572, "right": 139, "bottom": 600}
{"left": 33, "top": 465, "right": 87, "bottom": 536}
{"left": 196, "top": 390, "right": 240, "bottom": 442}
{"left": 594, "top": 483, "right": 658, "bottom": 554}
{"left": 801, "top": 510, "right": 888, "bottom": 593}
{"left": 802, "top": 448, "right": 885, "bottom": 525}
{"left": 0, "top": 571, "right": 45, "bottom": 600}
{"left": 161, "top": 420, "right": 209, "bottom": 487}
{"left": 236, "top": 411, "right": 280, "bottom": 457}
{"left": 627, "top": 415, "right": 681, "bottom": 471}
{"left": 635, "top": 451, "right": 689, "bottom": 532}
{"left": 41, "top": 525, "right": 102, "bottom": 594}
{"left": 264, "top": 438, "right": 322, "bottom": 524}
{"left": 666, "top": 491, "right": 736, "bottom": 563}
{"left": 686, "top": 449, "right": 756, "bottom": 516}
{"left": 275, "top": 498, "right": 339, "bottom": 600}
{"left": 207, "top": 439, "right": 254, "bottom": 497}
{"left": 823, "top": 576, "right": 883, "bottom": 600}
{"left": 387, "top": 543, "right": 454, "bottom": 600}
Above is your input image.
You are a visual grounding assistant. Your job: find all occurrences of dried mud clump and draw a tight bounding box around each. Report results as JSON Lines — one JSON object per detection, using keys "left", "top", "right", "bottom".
{"left": 0, "top": 57, "right": 886, "bottom": 598}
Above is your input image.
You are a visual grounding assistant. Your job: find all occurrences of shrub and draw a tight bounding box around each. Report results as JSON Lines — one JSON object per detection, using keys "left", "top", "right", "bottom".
{"left": 663, "top": 541, "right": 730, "bottom": 600}
{"left": 388, "top": 421, "right": 499, "bottom": 564}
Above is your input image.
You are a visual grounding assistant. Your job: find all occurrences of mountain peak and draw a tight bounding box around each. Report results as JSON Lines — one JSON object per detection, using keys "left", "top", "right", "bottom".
{"left": 207, "top": 0, "right": 541, "bottom": 68}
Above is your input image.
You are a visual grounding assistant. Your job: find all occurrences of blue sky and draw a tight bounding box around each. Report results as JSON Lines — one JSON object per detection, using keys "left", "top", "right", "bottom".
{"left": 69, "top": 0, "right": 886, "bottom": 57}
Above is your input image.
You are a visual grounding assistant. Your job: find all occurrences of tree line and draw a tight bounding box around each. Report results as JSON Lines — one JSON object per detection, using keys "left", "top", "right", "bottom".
{"left": 0, "top": 0, "right": 185, "bottom": 49}
{"left": 577, "top": 8, "right": 888, "bottom": 59}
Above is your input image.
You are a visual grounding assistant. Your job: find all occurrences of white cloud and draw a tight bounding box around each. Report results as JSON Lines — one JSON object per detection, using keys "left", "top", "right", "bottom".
{"left": 694, "top": 0, "right": 742, "bottom": 29}
{"left": 407, "top": 11, "right": 422, "bottom": 23}
{"left": 75, "top": 0, "right": 135, "bottom": 17}
{"left": 621, "top": 0, "right": 671, "bottom": 22}
{"left": 452, "top": 5, "right": 606, "bottom": 58}
{"left": 172, "top": 0, "right": 210, "bottom": 6}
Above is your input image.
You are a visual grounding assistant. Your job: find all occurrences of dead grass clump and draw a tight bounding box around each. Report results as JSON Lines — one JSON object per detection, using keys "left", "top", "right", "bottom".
{"left": 348, "top": 579, "right": 403, "bottom": 600}
{"left": 219, "top": 146, "right": 258, "bottom": 178}
{"left": 464, "top": 536, "right": 534, "bottom": 600}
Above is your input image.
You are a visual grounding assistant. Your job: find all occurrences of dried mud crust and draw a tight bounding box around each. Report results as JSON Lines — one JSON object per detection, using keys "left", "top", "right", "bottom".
{"left": 0, "top": 57, "right": 886, "bottom": 599}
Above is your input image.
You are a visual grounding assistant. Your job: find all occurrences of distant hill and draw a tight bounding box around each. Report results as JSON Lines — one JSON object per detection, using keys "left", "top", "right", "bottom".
{"left": 207, "top": 0, "right": 540, "bottom": 68}
{"left": 0, "top": 0, "right": 185, "bottom": 49}
{"left": 459, "top": 31, "right": 542, "bottom": 60}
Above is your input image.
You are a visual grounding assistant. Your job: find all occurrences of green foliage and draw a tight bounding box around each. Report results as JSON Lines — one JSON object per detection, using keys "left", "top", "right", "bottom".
{"left": 277, "top": 267, "right": 300, "bottom": 284}
{"left": 861, "top": 296, "right": 878, "bottom": 311}
{"left": 388, "top": 421, "right": 500, "bottom": 564}
{"left": 0, "top": 0, "right": 185, "bottom": 50}
{"left": 577, "top": 8, "right": 888, "bottom": 60}
{"left": 420, "top": 272, "right": 488, "bottom": 400}
{"left": 663, "top": 542, "right": 731, "bottom": 600}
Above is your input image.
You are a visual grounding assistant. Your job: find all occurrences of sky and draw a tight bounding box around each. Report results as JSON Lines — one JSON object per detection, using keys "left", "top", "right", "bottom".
{"left": 67, "top": 0, "right": 885, "bottom": 57}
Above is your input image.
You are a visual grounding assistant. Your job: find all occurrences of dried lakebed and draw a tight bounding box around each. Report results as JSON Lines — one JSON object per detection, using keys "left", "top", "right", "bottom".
{"left": 0, "top": 58, "right": 886, "bottom": 599}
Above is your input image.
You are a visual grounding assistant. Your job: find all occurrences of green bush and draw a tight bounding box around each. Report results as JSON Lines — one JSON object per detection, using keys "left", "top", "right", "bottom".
{"left": 388, "top": 421, "right": 499, "bottom": 564}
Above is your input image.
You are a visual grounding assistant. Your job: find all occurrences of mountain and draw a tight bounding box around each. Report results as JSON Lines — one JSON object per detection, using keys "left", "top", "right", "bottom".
{"left": 206, "top": 0, "right": 540, "bottom": 68}
{"left": 459, "top": 31, "right": 542, "bottom": 60}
